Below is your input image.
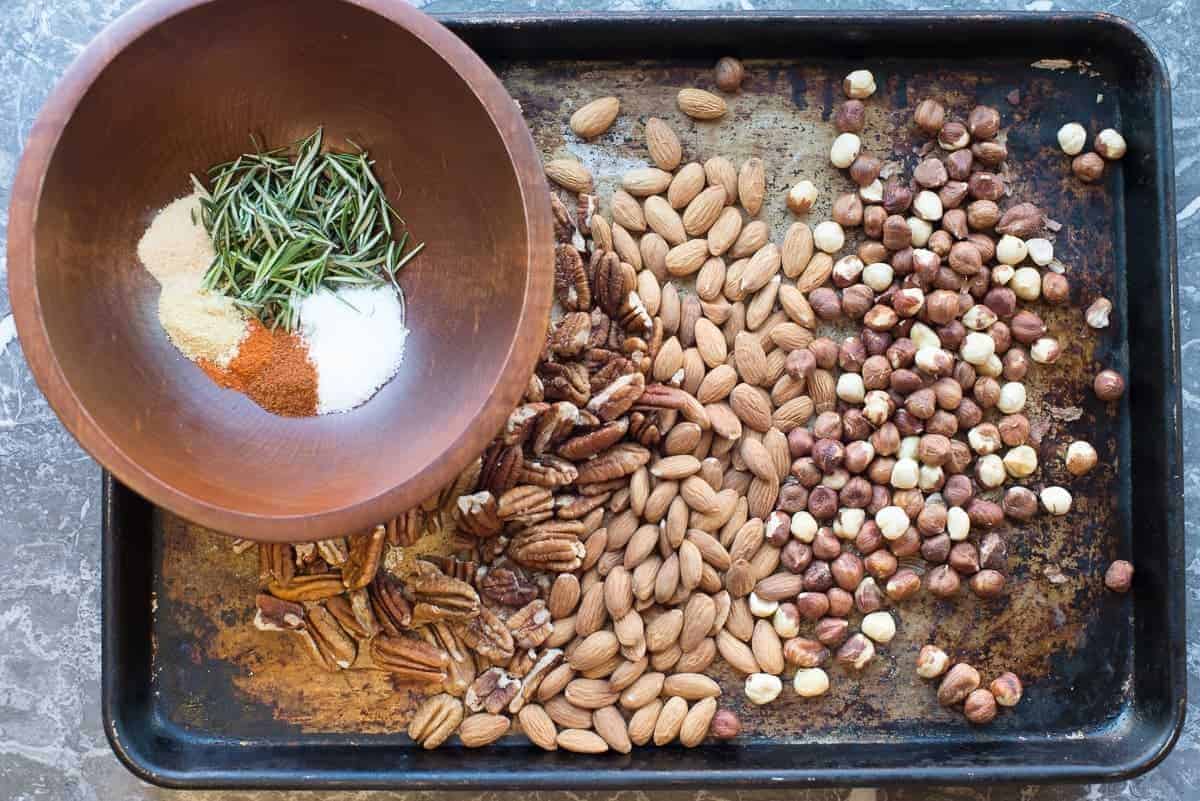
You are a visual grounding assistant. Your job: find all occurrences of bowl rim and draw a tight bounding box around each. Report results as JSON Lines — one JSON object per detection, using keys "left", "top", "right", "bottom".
{"left": 6, "top": 0, "right": 554, "bottom": 542}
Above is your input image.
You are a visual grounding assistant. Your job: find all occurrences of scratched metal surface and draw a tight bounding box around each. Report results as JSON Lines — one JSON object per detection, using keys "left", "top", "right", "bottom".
{"left": 152, "top": 56, "right": 1130, "bottom": 744}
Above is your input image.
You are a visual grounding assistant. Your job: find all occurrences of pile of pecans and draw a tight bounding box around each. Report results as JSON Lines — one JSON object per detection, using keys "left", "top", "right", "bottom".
{"left": 247, "top": 59, "right": 1130, "bottom": 747}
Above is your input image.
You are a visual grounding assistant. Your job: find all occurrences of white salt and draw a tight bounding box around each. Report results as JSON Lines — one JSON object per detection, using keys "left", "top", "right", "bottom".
{"left": 299, "top": 284, "right": 408, "bottom": 414}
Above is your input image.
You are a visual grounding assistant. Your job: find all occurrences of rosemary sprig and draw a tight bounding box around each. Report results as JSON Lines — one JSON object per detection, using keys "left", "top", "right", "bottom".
{"left": 193, "top": 128, "right": 422, "bottom": 329}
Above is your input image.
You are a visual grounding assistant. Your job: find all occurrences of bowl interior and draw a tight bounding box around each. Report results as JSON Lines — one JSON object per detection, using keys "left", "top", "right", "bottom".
{"left": 26, "top": 0, "right": 547, "bottom": 538}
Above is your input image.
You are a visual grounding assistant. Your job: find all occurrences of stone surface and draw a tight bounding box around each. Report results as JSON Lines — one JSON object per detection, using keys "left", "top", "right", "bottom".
{"left": 0, "top": 0, "right": 1197, "bottom": 799}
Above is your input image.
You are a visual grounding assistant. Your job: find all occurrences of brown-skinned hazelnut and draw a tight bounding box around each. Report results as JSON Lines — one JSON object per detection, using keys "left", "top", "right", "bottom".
{"left": 939, "top": 180, "right": 970, "bottom": 210}
{"left": 811, "top": 439, "right": 845, "bottom": 473}
{"left": 966, "top": 199, "right": 1001, "bottom": 230}
{"left": 835, "top": 100, "right": 866, "bottom": 133}
{"left": 853, "top": 576, "right": 886, "bottom": 613}
{"left": 964, "top": 688, "right": 998, "bottom": 724}
{"left": 941, "top": 207, "right": 969, "bottom": 239}
{"left": 996, "top": 202, "right": 1043, "bottom": 238}
{"left": 921, "top": 533, "right": 951, "bottom": 563}
{"left": 1072, "top": 152, "right": 1105, "bottom": 183}
{"left": 978, "top": 532, "right": 1008, "bottom": 571}
{"left": 888, "top": 526, "right": 922, "bottom": 558}
{"left": 812, "top": 526, "right": 841, "bottom": 560}
{"left": 867, "top": 457, "right": 897, "bottom": 485}
{"left": 945, "top": 149, "right": 974, "bottom": 181}
{"left": 967, "top": 105, "right": 1001, "bottom": 140}
{"left": 783, "top": 637, "right": 829, "bottom": 668}
{"left": 828, "top": 586, "right": 854, "bottom": 617}
{"left": 792, "top": 457, "right": 821, "bottom": 488}
{"left": 859, "top": 238, "right": 888, "bottom": 264}
{"left": 968, "top": 172, "right": 1005, "bottom": 201}
{"left": 969, "top": 569, "right": 1006, "bottom": 598}
{"left": 938, "top": 663, "right": 981, "bottom": 705}
{"left": 966, "top": 498, "right": 1004, "bottom": 528}
{"left": 990, "top": 672, "right": 1023, "bottom": 707}
{"left": 889, "top": 369, "right": 923, "bottom": 395}
{"left": 850, "top": 154, "right": 882, "bottom": 186}
{"left": 833, "top": 192, "right": 865, "bottom": 227}
{"left": 948, "top": 241, "right": 983, "bottom": 275}
{"left": 864, "top": 547, "right": 898, "bottom": 581}
{"left": 998, "top": 414, "right": 1030, "bottom": 446}
{"left": 893, "top": 408, "right": 925, "bottom": 437}
{"left": 955, "top": 398, "right": 983, "bottom": 430}
{"left": 949, "top": 542, "right": 980, "bottom": 574}
{"left": 809, "top": 287, "right": 842, "bottom": 321}
{"left": 946, "top": 439, "right": 973, "bottom": 474}
{"left": 914, "top": 157, "right": 949, "bottom": 188}
{"left": 1105, "top": 559, "right": 1134, "bottom": 592}
{"left": 927, "top": 410, "right": 958, "bottom": 438}
{"left": 926, "top": 563, "right": 961, "bottom": 597}
{"left": 787, "top": 427, "right": 814, "bottom": 459}
{"left": 786, "top": 348, "right": 817, "bottom": 382}
{"left": 1010, "top": 310, "right": 1047, "bottom": 344}
{"left": 810, "top": 337, "right": 839, "bottom": 369}
{"left": 928, "top": 229, "right": 954, "bottom": 257}
{"left": 984, "top": 286, "right": 1017, "bottom": 319}
{"left": 714, "top": 56, "right": 745, "bottom": 92}
{"left": 1094, "top": 368, "right": 1126, "bottom": 401}
{"left": 1042, "top": 272, "right": 1070, "bottom": 304}
{"left": 917, "top": 502, "right": 948, "bottom": 535}
{"left": 807, "top": 485, "right": 839, "bottom": 520}
{"left": 711, "top": 708, "right": 742, "bottom": 739}
{"left": 831, "top": 552, "right": 865, "bottom": 591}
{"left": 988, "top": 321, "right": 1012, "bottom": 354}
{"left": 885, "top": 568, "right": 921, "bottom": 601}
{"left": 883, "top": 182, "right": 914, "bottom": 215}
{"left": 836, "top": 633, "right": 876, "bottom": 670}
{"left": 924, "top": 290, "right": 959, "bottom": 325}
{"left": 943, "top": 474, "right": 974, "bottom": 507}
{"left": 815, "top": 616, "right": 849, "bottom": 647}
{"left": 795, "top": 590, "right": 830, "bottom": 620}
{"left": 914, "top": 99, "right": 946, "bottom": 135}
{"left": 882, "top": 214, "right": 913, "bottom": 250}
{"left": 844, "top": 442, "right": 875, "bottom": 475}
{"left": 932, "top": 377, "right": 963, "bottom": 410}
{"left": 938, "top": 121, "right": 970, "bottom": 150}
{"left": 778, "top": 481, "right": 810, "bottom": 513}
{"left": 803, "top": 560, "right": 834, "bottom": 592}
{"left": 971, "top": 140, "right": 1008, "bottom": 167}
{"left": 812, "top": 411, "right": 843, "bottom": 440}
{"left": 973, "top": 377, "right": 1001, "bottom": 408}
{"left": 781, "top": 539, "right": 813, "bottom": 574}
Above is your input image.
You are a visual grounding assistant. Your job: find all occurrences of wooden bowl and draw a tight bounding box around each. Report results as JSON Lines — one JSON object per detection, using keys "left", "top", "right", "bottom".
{"left": 7, "top": 0, "right": 553, "bottom": 542}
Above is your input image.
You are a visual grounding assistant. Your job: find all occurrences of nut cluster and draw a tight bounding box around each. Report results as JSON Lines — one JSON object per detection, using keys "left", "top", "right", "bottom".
{"left": 1057, "top": 121, "right": 1127, "bottom": 183}
{"left": 246, "top": 62, "right": 1130, "bottom": 749}
{"left": 915, "top": 646, "right": 1023, "bottom": 724}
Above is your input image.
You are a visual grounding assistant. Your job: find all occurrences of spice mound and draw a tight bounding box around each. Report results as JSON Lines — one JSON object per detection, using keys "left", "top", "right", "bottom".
{"left": 136, "top": 130, "right": 421, "bottom": 417}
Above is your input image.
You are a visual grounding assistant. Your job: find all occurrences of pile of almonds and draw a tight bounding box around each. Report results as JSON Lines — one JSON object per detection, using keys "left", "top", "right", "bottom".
{"left": 247, "top": 58, "right": 1131, "bottom": 750}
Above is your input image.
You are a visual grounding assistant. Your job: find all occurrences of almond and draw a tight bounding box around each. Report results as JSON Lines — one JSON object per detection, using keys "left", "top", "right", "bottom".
{"left": 548, "top": 573, "right": 581, "bottom": 619}
{"left": 565, "top": 677, "right": 621, "bottom": 709}
{"left": 747, "top": 475, "right": 780, "bottom": 519}
{"left": 734, "top": 331, "right": 769, "bottom": 386}
{"left": 680, "top": 475, "right": 719, "bottom": 514}
{"left": 645, "top": 117, "right": 682, "bottom": 171}
{"left": 677, "top": 638, "right": 717, "bottom": 673}
{"left": 796, "top": 251, "right": 834, "bottom": 292}
{"left": 666, "top": 496, "right": 689, "bottom": 549}
{"left": 704, "top": 157, "right": 738, "bottom": 205}
{"left": 707, "top": 207, "right": 743, "bottom": 256}
{"left": 655, "top": 551, "right": 682, "bottom": 602}
{"left": 570, "top": 96, "right": 620, "bottom": 139}
{"left": 680, "top": 345, "right": 705, "bottom": 393}
{"left": 545, "top": 159, "right": 593, "bottom": 193}
{"left": 590, "top": 214, "right": 613, "bottom": 251}
{"left": 739, "top": 437, "right": 775, "bottom": 481}
{"left": 665, "top": 238, "right": 710, "bottom": 276}
{"left": 729, "top": 383, "right": 773, "bottom": 432}
{"left": 763, "top": 427, "right": 791, "bottom": 479}
{"left": 624, "top": 524, "right": 659, "bottom": 569}
{"left": 678, "top": 538, "right": 703, "bottom": 591}
{"left": 763, "top": 348, "right": 789, "bottom": 386}
{"left": 679, "top": 697, "right": 718, "bottom": 747}
{"left": 678, "top": 88, "right": 728, "bottom": 120}
{"left": 644, "top": 195, "right": 687, "bottom": 246}
{"left": 679, "top": 593, "right": 717, "bottom": 652}
{"left": 650, "top": 454, "right": 702, "bottom": 480}
{"left": 610, "top": 190, "right": 646, "bottom": 232}
{"left": 683, "top": 186, "right": 727, "bottom": 237}
{"left": 740, "top": 243, "right": 782, "bottom": 293}
{"left": 645, "top": 608, "right": 684, "bottom": 652}
{"left": 754, "top": 571, "right": 804, "bottom": 601}
{"left": 778, "top": 283, "right": 817, "bottom": 327}
{"left": 693, "top": 317, "right": 727, "bottom": 367}
{"left": 704, "top": 401, "right": 743, "bottom": 440}
{"left": 724, "top": 557, "right": 757, "bottom": 598}
{"left": 654, "top": 696, "right": 689, "bottom": 744}
{"left": 537, "top": 664, "right": 578, "bottom": 702}
{"left": 604, "top": 566, "right": 634, "bottom": 619}
{"left": 627, "top": 699, "right": 663, "bottom": 746}
{"left": 592, "top": 705, "right": 633, "bottom": 753}
{"left": 668, "top": 162, "right": 707, "bottom": 209}
{"left": 729, "top": 518, "right": 765, "bottom": 562}
{"left": 746, "top": 278, "right": 780, "bottom": 331}
{"left": 575, "top": 582, "right": 609, "bottom": 637}
{"left": 725, "top": 597, "right": 755, "bottom": 640}
{"left": 728, "top": 219, "right": 769, "bottom": 258}
{"left": 809, "top": 367, "right": 836, "bottom": 411}
{"left": 619, "top": 671, "right": 665, "bottom": 709}
{"left": 701, "top": 296, "right": 732, "bottom": 325}
{"left": 781, "top": 221, "right": 815, "bottom": 278}
{"left": 738, "top": 157, "right": 766, "bottom": 216}
{"left": 696, "top": 256, "right": 727, "bottom": 301}
{"left": 622, "top": 167, "right": 673, "bottom": 197}
{"left": 459, "top": 713, "right": 510, "bottom": 747}
{"left": 662, "top": 672, "right": 721, "bottom": 700}
{"left": 609, "top": 656, "right": 649, "bottom": 692}
{"left": 752, "top": 620, "right": 786, "bottom": 675}
{"left": 770, "top": 321, "right": 814, "bottom": 351}
{"left": 659, "top": 280, "right": 681, "bottom": 333}
{"left": 686, "top": 528, "right": 731, "bottom": 571}
{"left": 717, "top": 628, "right": 760, "bottom": 673}
{"left": 517, "top": 704, "right": 558, "bottom": 750}
{"left": 569, "top": 631, "right": 621, "bottom": 672}
{"left": 546, "top": 613, "right": 578, "bottom": 648}
{"left": 690, "top": 489, "right": 739, "bottom": 535}
{"left": 631, "top": 559, "right": 660, "bottom": 603}
{"left": 557, "top": 728, "right": 609, "bottom": 754}
{"left": 638, "top": 269, "right": 661, "bottom": 316}
{"left": 696, "top": 364, "right": 737, "bottom": 404}
{"left": 664, "top": 423, "right": 703, "bottom": 456}
{"left": 611, "top": 222, "right": 642, "bottom": 269}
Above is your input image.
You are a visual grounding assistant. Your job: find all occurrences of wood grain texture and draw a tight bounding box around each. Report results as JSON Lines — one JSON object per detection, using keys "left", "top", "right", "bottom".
{"left": 6, "top": 0, "right": 554, "bottom": 542}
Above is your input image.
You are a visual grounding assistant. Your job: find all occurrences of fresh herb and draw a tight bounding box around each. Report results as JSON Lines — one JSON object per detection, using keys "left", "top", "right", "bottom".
{"left": 193, "top": 128, "right": 423, "bottom": 330}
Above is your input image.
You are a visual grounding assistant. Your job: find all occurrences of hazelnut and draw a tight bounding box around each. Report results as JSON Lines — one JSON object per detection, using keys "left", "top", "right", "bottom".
{"left": 778, "top": 481, "right": 810, "bottom": 514}
{"left": 912, "top": 191, "right": 943, "bottom": 222}
{"left": 966, "top": 105, "right": 1000, "bottom": 140}
{"left": 787, "top": 428, "right": 815, "bottom": 460}
{"left": 937, "top": 663, "right": 981, "bottom": 706}
{"left": 914, "top": 99, "right": 946, "bottom": 135}
{"left": 1057, "top": 122, "right": 1087, "bottom": 155}
{"left": 947, "top": 505, "right": 971, "bottom": 541}
{"left": 856, "top": 519, "right": 884, "bottom": 554}
{"left": 948, "top": 241, "right": 982, "bottom": 275}
{"left": 1105, "top": 560, "right": 1134, "bottom": 593}
{"left": 792, "top": 457, "right": 821, "bottom": 488}
{"left": 711, "top": 708, "right": 742, "bottom": 739}
{"left": 863, "top": 207, "right": 888, "bottom": 241}
{"left": 967, "top": 232, "right": 997, "bottom": 263}
{"left": 812, "top": 438, "right": 846, "bottom": 473}
{"left": 1039, "top": 486, "right": 1073, "bottom": 516}
{"left": 886, "top": 567, "right": 921, "bottom": 601}
{"left": 1065, "top": 440, "right": 1098, "bottom": 476}
{"left": 886, "top": 338, "right": 917, "bottom": 369}
{"left": 995, "top": 202, "right": 1043, "bottom": 238}
{"left": 853, "top": 576, "right": 886, "bottom": 614}
{"left": 1010, "top": 310, "right": 1047, "bottom": 344}
{"left": 861, "top": 610, "right": 896, "bottom": 643}
{"left": 908, "top": 216, "right": 934, "bottom": 247}
{"left": 813, "top": 410, "right": 844, "bottom": 440}
{"left": 781, "top": 539, "right": 813, "bottom": 574}
{"left": 948, "top": 542, "right": 980, "bottom": 575}
{"left": 990, "top": 672, "right": 1023, "bottom": 707}
{"left": 918, "top": 433, "right": 952, "bottom": 467}
{"left": 784, "top": 637, "right": 829, "bottom": 668}
{"left": 860, "top": 181, "right": 885, "bottom": 206}
{"left": 843, "top": 69, "right": 877, "bottom": 99}
{"left": 787, "top": 180, "right": 819, "bottom": 215}
{"left": 835, "top": 633, "right": 876, "bottom": 670}
{"left": 973, "top": 377, "right": 1001, "bottom": 409}
{"left": 945, "top": 149, "right": 974, "bottom": 181}
{"left": 831, "top": 552, "right": 864, "bottom": 591}
{"left": 835, "top": 99, "right": 867, "bottom": 133}
{"left": 978, "top": 531, "right": 1008, "bottom": 570}
{"left": 968, "top": 172, "right": 1005, "bottom": 201}
{"left": 786, "top": 348, "right": 817, "bottom": 382}
{"left": 809, "top": 287, "right": 842, "bottom": 321}
{"left": 939, "top": 181, "right": 970, "bottom": 211}
{"left": 844, "top": 442, "right": 875, "bottom": 475}
{"left": 888, "top": 526, "right": 922, "bottom": 558}
{"left": 843, "top": 408, "right": 873, "bottom": 441}
{"left": 803, "top": 559, "right": 834, "bottom": 592}
{"left": 917, "top": 501, "right": 948, "bottom": 534}
{"left": 882, "top": 215, "right": 913, "bottom": 250}
{"left": 1039, "top": 272, "right": 1069, "bottom": 304}
{"left": 1072, "top": 152, "right": 1105, "bottom": 183}
{"left": 943, "top": 474, "right": 974, "bottom": 507}
{"left": 969, "top": 569, "right": 1006, "bottom": 598}
{"left": 966, "top": 200, "right": 1001, "bottom": 231}
{"left": 1030, "top": 337, "right": 1061, "bottom": 365}
{"left": 833, "top": 193, "right": 865, "bottom": 227}
{"left": 871, "top": 423, "right": 901, "bottom": 456}
{"left": 988, "top": 321, "right": 1012, "bottom": 355}
{"left": 844, "top": 286, "right": 877, "bottom": 321}
{"left": 975, "top": 453, "right": 1006, "bottom": 488}
{"left": 914, "top": 157, "right": 949, "bottom": 188}
{"left": 926, "top": 563, "right": 961, "bottom": 597}
{"left": 998, "top": 414, "right": 1030, "bottom": 447}
{"left": 1095, "top": 128, "right": 1127, "bottom": 160}
{"left": 714, "top": 56, "right": 745, "bottom": 92}
{"left": 971, "top": 141, "right": 1008, "bottom": 167}
{"left": 831, "top": 133, "right": 862, "bottom": 169}
{"left": 938, "top": 121, "right": 970, "bottom": 151}
{"left": 882, "top": 182, "right": 914, "bottom": 215}
{"left": 1003, "top": 348, "right": 1029, "bottom": 382}
{"left": 792, "top": 510, "right": 818, "bottom": 541}
{"left": 920, "top": 533, "right": 951, "bottom": 563}
{"left": 815, "top": 616, "right": 850, "bottom": 647}
{"left": 807, "top": 486, "right": 839, "bottom": 521}
{"left": 966, "top": 498, "right": 1004, "bottom": 528}
{"left": 850, "top": 153, "right": 882, "bottom": 186}
{"left": 916, "top": 644, "right": 950, "bottom": 678}
{"left": 955, "top": 398, "right": 983, "bottom": 430}
{"left": 1086, "top": 297, "right": 1113, "bottom": 329}
{"left": 826, "top": 586, "right": 854, "bottom": 617}
{"left": 891, "top": 246, "right": 915, "bottom": 275}
{"left": 1094, "top": 369, "right": 1126, "bottom": 401}
{"left": 864, "top": 547, "right": 897, "bottom": 580}
{"left": 773, "top": 602, "right": 802, "bottom": 638}
{"left": 744, "top": 673, "right": 783, "bottom": 705}
{"left": 984, "top": 287, "right": 1017, "bottom": 319}
{"left": 813, "top": 220, "right": 846, "bottom": 253}
{"left": 812, "top": 527, "right": 841, "bottom": 560}
{"left": 941, "top": 208, "right": 968, "bottom": 240}
{"left": 964, "top": 689, "right": 998, "bottom": 724}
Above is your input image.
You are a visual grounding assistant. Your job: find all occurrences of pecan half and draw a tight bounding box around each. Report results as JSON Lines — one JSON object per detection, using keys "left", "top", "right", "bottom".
{"left": 407, "top": 561, "right": 481, "bottom": 625}
{"left": 628, "top": 410, "right": 663, "bottom": 447}
{"left": 455, "top": 491, "right": 502, "bottom": 537}
{"left": 253, "top": 593, "right": 305, "bottom": 631}
{"left": 531, "top": 401, "right": 580, "bottom": 455}
{"left": 369, "top": 572, "right": 413, "bottom": 634}
{"left": 302, "top": 603, "right": 357, "bottom": 671}
{"left": 457, "top": 605, "right": 515, "bottom": 664}
{"left": 389, "top": 508, "right": 426, "bottom": 547}
{"left": 421, "top": 621, "right": 476, "bottom": 697}
{"left": 557, "top": 417, "right": 629, "bottom": 460}
{"left": 575, "top": 443, "right": 651, "bottom": 484}
{"left": 619, "top": 291, "right": 654, "bottom": 335}
{"left": 479, "top": 566, "right": 539, "bottom": 607}
{"left": 577, "top": 193, "right": 597, "bottom": 235}
{"left": 408, "top": 693, "right": 464, "bottom": 749}
{"left": 518, "top": 455, "right": 580, "bottom": 488}
{"left": 466, "top": 667, "right": 522, "bottom": 714}
{"left": 497, "top": 485, "right": 554, "bottom": 527}
{"left": 555, "top": 243, "right": 591, "bottom": 312}
{"left": 480, "top": 444, "right": 524, "bottom": 495}
{"left": 635, "top": 383, "right": 710, "bottom": 429}
{"left": 258, "top": 543, "right": 294, "bottom": 588}
{"left": 316, "top": 538, "right": 349, "bottom": 567}
{"left": 292, "top": 542, "right": 318, "bottom": 567}
{"left": 586, "top": 349, "right": 635, "bottom": 392}
{"left": 438, "top": 457, "right": 483, "bottom": 515}
{"left": 550, "top": 312, "right": 592, "bottom": 358}
{"left": 551, "top": 194, "right": 575, "bottom": 243}
{"left": 267, "top": 573, "right": 345, "bottom": 602}
{"left": 370, "top": 634, "right": 448, "bottom": 682}
{"left": 325, "top": 590, "right": 379, "bottom": 639}
{"left": 555, "top": 493, "right": 611, "bottom": 519}
{"left": 540, "top": 362, "right": 591, "bottom": 406}
{"left": 511, "top": 648, "right": 565, "bottom": 712}
{"left": 508, "top": 520, "right": 587, "bottom": 572}
{"left": 502, "top": 403, "right": 547, "bottom": 447}
{"left": 525, "top": 373, "right": 545, "bottom": 403}
{"left": 588, "top": 308, "right": 613, "bottom": 349}
{"left": 342, "top": 525, "right": 386, "bottom": 590}
{"left": 588, "top": 371, "right": 645, "bottom": 421}
{"left": 592, "top": 250, "right": 636, "bottom": 317}
{"left": 419, "top": 554, "right": 478, "bottom": 584}
{"left": 507, "top": 599, "right": 554, "bottom": 650}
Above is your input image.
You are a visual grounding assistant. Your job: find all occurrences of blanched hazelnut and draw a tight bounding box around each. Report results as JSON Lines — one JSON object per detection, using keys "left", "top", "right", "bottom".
{"left": 975, "top": 454, "right": 1006, "bottom": 488}
{"left": 1026, "top": 237, "right": 1054, "bottom": 266}
{"left": 996, "top": 381, "right": 1026, "bottom": 414}
{"left": 1057, "top": 122, "right": 1087, "bottom": 155}
{"left": 995, "top": 234, "right": 1028, "bottom": 265}
{"left": 860, "top": 180, "right": 885, "bottom": 204}
{"left": 1040, "top": 486, "right": 1073, "bottom": 516}
{"left": 1009, "top": 267, "right": 1041, "bottom": 301}
{"left": 813, "top": 220, "right": 846, "bottom": 253}
{"left": 831, "top": 133, "right": 862, "bottom": 169}
{"left": 1003, "top": 445, "right": 1038, "bottom": 478}
{"left": 773, "top": 602, "right": 802, "bottom": 639}
{"left": 860, "top": 611, "right": 896, "bottom": 643}
{"left": 787, "top": 180, "right": 819, "bottom": 215}
{"left": 793, "top": 667, "right": 830, "bottom": 698}
{"left": 1031, "top": 337, "right": 1061, "bottom": 365}
{"left": 1095, "top": 128, "right": 1127, "bottom": 160}
{"left": 913, "top": 190, "right": 943, "bottom": 221}
{"left": 843, "top": 69, "right": 876, "bottom": 99}
{"left": 947, "top": 505, "right": 971, "bottom": 541}
{"left": 745, "top": 672, "right": 783, "bottom": 705}
{"left": 908, "top": 217, "right": 933, "bottom": 247}
{"left": 1086, "top": 297, "right": 1113, "bottom": 329}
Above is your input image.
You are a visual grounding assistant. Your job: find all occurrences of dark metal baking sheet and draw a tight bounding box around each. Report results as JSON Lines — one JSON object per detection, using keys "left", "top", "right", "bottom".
{"left": 101, "top": 11, "right": 1184, "bottom": 789}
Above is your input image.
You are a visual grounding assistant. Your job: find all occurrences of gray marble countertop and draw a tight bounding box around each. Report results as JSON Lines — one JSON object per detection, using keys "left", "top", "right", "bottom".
{"left": 1, "top": 0, "right": 1196, "bottom": 799}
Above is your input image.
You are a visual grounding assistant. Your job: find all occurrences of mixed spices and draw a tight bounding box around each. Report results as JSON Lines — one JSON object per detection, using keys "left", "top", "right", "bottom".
{"left": 244, "top": 61, "right": 1132, "bottom": 749}
{"left": 138, "top": 129, "right": 421, "bottom": 416}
